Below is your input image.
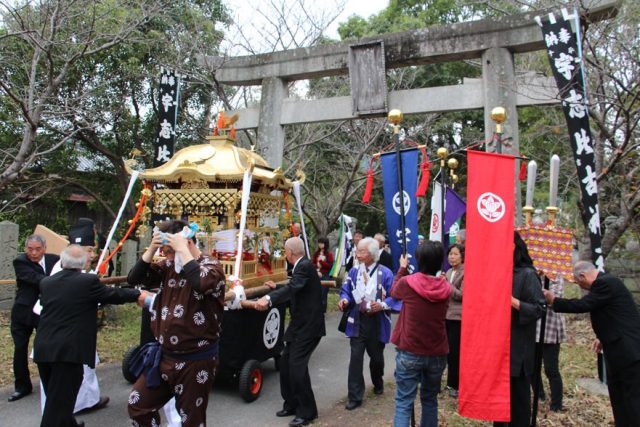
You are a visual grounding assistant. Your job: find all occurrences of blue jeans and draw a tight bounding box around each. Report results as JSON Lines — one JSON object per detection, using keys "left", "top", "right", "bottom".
{"left": 393, "top": 349, "right": 446, "bottom": 427}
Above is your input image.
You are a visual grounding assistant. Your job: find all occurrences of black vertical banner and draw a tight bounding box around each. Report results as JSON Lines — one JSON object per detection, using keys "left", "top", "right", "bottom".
{"left": 537, "top": 9, "right": 604, "bottom": 270}
{"left": 154, "top": 67, "right": 180, "bottom": 167}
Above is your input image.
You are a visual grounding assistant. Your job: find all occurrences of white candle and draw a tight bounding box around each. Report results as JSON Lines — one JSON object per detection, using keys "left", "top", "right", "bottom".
{"left": 525, "top": 160, "right": 537, "bottom": 207}
{"left": 549, "top": 155, "right": 560, "bottom": 207}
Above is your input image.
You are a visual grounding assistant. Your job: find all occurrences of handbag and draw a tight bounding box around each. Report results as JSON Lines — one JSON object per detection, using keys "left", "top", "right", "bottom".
{"left": 338, "top": 308, "right": 349, "bottom": 333}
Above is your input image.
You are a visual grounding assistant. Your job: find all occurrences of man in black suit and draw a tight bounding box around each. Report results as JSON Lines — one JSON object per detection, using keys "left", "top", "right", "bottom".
{"left": 34, "top": 244, "right": 147, "bottom": 427}
{"left": 544, "top": 261, "right": 640, "bottom": 426}
{"left": 9, "top": 234, "right": 59, "bottom": 402}
{"left": 256, "top": 237, "right": 326, "bottom": 427}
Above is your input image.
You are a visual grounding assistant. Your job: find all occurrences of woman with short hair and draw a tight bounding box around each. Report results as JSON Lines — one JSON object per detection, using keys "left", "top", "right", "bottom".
{"left": 390, "top": 241, "right": 451, "bottom": 427}
{"left": 444, "top": 243, "right": 464, "bottom": 398}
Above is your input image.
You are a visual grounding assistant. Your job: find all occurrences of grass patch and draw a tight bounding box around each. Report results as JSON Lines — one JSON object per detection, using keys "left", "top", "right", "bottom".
{"left": 0, "top": 304, "right": 142, "bottom": 387}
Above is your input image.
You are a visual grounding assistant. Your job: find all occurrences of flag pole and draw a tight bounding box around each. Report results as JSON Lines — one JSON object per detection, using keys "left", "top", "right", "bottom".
{"left": 491, "top": 106, "right": 506, "bottom": 155}
{"left": 388, "top": 109, "right": 407, "bottom": 256}
{"left": 437, "top": 147, "right": 449, "bottom": 245}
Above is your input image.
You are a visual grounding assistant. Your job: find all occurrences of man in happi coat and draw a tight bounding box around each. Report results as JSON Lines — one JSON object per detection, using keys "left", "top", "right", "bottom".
{"left": 127, "top": 219, "right": 226, "bottom": 427}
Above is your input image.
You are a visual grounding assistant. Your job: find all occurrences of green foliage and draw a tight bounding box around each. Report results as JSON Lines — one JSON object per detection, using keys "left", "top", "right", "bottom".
{"left": 0, "top": 0, "right": 230, "bottom": 230}
{"left": 0, "top": 196, "right": 69, "bottom": 245}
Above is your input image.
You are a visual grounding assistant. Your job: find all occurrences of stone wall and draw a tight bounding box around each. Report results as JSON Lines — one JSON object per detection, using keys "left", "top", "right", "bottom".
{"left": 0, "top": 221, "right": 19, "bottom": 310}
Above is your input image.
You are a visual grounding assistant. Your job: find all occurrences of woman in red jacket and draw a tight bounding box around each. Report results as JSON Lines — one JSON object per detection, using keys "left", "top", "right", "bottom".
{"left": 390, "top": 241, "right": 451, "bottom": 427}
{"left": 312, "top": 236, "right": 334, "bottom": 313}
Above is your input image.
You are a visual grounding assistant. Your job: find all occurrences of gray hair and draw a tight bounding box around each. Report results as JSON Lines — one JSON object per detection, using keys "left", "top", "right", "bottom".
{"left": 358, "top": 237, "right": 380, "bottom": 262}
{"left": 60, "top": 244, "right": 88, "bottom": 270}
{"left": 25, "top": 234, "right": 46, "bottom": 248}
{"left": 573, "top": 260, "right": 596, "bottom": 277}
{"left": 285, "top": 236, "right": 305, "bottom": 256}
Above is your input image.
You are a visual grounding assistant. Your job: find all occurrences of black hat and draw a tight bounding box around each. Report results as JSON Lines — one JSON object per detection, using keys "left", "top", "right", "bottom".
{"left": 69, "top": 218, "right": 96, "bottom": 246}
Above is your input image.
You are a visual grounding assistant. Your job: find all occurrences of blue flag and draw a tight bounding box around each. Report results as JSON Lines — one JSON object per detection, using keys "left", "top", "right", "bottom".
{"left": 381, "top": 149, "right": 419, "bottom": 273}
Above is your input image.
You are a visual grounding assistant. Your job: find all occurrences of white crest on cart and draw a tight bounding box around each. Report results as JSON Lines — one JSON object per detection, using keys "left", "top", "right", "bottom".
{"left": 263, "top": 308, "right": 280, "bottom": 350}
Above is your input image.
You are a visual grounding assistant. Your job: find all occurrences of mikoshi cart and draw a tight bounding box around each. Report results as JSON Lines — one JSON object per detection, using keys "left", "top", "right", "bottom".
{"left": 121, "top": 131, "right": 303, "bottom": 402}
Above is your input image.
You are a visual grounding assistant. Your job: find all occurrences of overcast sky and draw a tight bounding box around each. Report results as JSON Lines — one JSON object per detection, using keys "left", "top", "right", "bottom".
{"left": 222, "top": 0, "right": 389, "bottom": 49}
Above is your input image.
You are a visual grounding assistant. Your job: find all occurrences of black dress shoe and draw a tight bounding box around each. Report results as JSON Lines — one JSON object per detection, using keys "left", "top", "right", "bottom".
{"left": 374, "top": 386, "right": 384, "bottom": 395}
{"left": 345, "top": 400, "right": 361, "bottom": 410}
{"left": 289, "top": 417, "right": 310, "bottom": 426}
{"left": 8, "top": 390, "right": 31, "bottom": 402}
{"left": 276, "top": 408, "right": 296, "bottom": 417}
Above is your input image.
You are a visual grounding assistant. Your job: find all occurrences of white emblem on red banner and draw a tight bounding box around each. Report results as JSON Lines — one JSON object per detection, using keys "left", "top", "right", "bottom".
{"left": 477, "top": 192, "right": 506, "bottom": 222}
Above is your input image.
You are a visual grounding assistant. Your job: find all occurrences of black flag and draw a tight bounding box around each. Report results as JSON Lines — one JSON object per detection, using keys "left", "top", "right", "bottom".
{"left": 154, "top": 67, "right": 180, "bottom": 167}
{"left": 537, "top": 8, "right": 604, "bottom": 270}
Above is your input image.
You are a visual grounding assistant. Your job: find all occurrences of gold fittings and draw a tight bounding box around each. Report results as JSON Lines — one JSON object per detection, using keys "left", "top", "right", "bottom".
{"left": 388, "top": 109, "right": 404, "bottom": 125}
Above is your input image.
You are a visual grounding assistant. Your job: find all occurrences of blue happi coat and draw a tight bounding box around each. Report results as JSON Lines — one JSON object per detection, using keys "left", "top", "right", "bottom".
{"left": 339, "top": 263, "right": 402, "bottom": 343}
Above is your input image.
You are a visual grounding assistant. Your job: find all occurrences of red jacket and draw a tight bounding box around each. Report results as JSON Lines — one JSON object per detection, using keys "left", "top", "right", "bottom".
{"left": 390, "top": 267, "right": 451, "bottom": 356}
{"left": 312, "top": 250, "right": 334, "bottom": 277}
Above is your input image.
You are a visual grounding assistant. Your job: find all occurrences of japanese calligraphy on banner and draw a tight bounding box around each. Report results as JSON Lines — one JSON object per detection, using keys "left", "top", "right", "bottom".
{"left": 380, "top": 149, "right": 419, "bottom": 274}
{"left": 536, "top": 9, "right": 604, "bottom": 271}
{"left": 154, "top": 67, "right": 181, "bottom": 167}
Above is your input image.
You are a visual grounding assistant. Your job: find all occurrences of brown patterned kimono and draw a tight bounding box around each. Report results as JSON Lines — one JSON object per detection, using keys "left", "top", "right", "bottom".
{"left": 127, "top": 255, "right": 225, "bottom": 427}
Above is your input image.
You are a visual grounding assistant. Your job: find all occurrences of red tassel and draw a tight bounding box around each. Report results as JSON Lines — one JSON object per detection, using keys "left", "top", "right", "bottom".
{"left": 362, "top": 167, "right": 374, "bottom": 204}
{"left": 416, "top": 161, "right": 430, "bottom": 197}
{"left": 519, "top": 161, "right": 527, "bottom": 181}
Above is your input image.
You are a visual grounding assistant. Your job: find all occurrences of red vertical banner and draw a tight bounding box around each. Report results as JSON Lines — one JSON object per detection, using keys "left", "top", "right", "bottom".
{"left": 459, "top": 151, "right": 515, "bottom": 422}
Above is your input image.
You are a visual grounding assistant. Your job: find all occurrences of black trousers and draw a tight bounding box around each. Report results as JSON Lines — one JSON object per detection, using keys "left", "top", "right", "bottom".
{"left": 607, "top": 360, "right": 640, "bottom": 427}
{"left": 446, "top": 319, "right": 461, "bottom": 390}
{"left": 539, "top": 343, "right": 564, "bottom": 410}
{"left": 38, "top": 362, "right": 84, "bottom": 427}
{"left": 347, "top": 314, "right": 385, "bottom": 402}
{"left": 280, "top": 337, "right": 321, "bottom": 420}
{"left": 494, "top": 372, "right": 531, "bottom": 427}
{"left": 10, "top": 303, "right": 38, "bottom": 393}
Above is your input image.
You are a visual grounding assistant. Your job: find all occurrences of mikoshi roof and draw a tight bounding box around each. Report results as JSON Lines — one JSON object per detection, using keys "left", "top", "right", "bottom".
{"left": 126, "top": 135, "right": 297, "bottom": 189}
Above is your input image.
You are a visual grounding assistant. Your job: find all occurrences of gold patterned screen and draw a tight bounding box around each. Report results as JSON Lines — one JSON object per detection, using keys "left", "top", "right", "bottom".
{"left": 153, "top": 189, "right": 239, "bottom": 216}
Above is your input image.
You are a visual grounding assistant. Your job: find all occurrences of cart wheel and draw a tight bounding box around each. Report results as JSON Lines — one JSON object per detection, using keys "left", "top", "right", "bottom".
{"left": 273, "top": 354, "right": 281, "bottom": 372}
{"left": 238, "top": 359, "right": 263, "bottom": 402}
{"left": 122, "top": 345, "right": 141, "bottom": 384}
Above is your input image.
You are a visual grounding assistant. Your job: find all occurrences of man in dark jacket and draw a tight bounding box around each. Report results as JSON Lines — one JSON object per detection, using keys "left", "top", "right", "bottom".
{"left": 256, "top": 237, "right": 326, "bottom": 427}
{"left": 9, "top": 235, "right": 59, "bottom": 402}
{"left": 34, "top": 244, "right": 146, "bottom": 427}
{"left": 544, "top": 260, "right": 640, "bottom": 427}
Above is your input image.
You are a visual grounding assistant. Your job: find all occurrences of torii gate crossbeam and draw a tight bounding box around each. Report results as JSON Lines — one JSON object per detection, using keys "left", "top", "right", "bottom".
{"left": 198, "top": 0, "right": 619, "bottom": 168}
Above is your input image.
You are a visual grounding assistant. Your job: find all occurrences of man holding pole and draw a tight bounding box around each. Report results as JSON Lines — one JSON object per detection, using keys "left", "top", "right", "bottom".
{"left": 255, "top": 236, "right": 325, "bottom": 427}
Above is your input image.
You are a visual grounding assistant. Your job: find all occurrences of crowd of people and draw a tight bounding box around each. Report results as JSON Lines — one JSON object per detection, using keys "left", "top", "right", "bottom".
{"left": 7, "top": 219, "right": 640, "bottom": 427}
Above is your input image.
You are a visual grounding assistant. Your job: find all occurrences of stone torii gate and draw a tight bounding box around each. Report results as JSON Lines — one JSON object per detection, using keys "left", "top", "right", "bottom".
{"left": 199, "top": 0, "right": 618, "bottom": 168}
